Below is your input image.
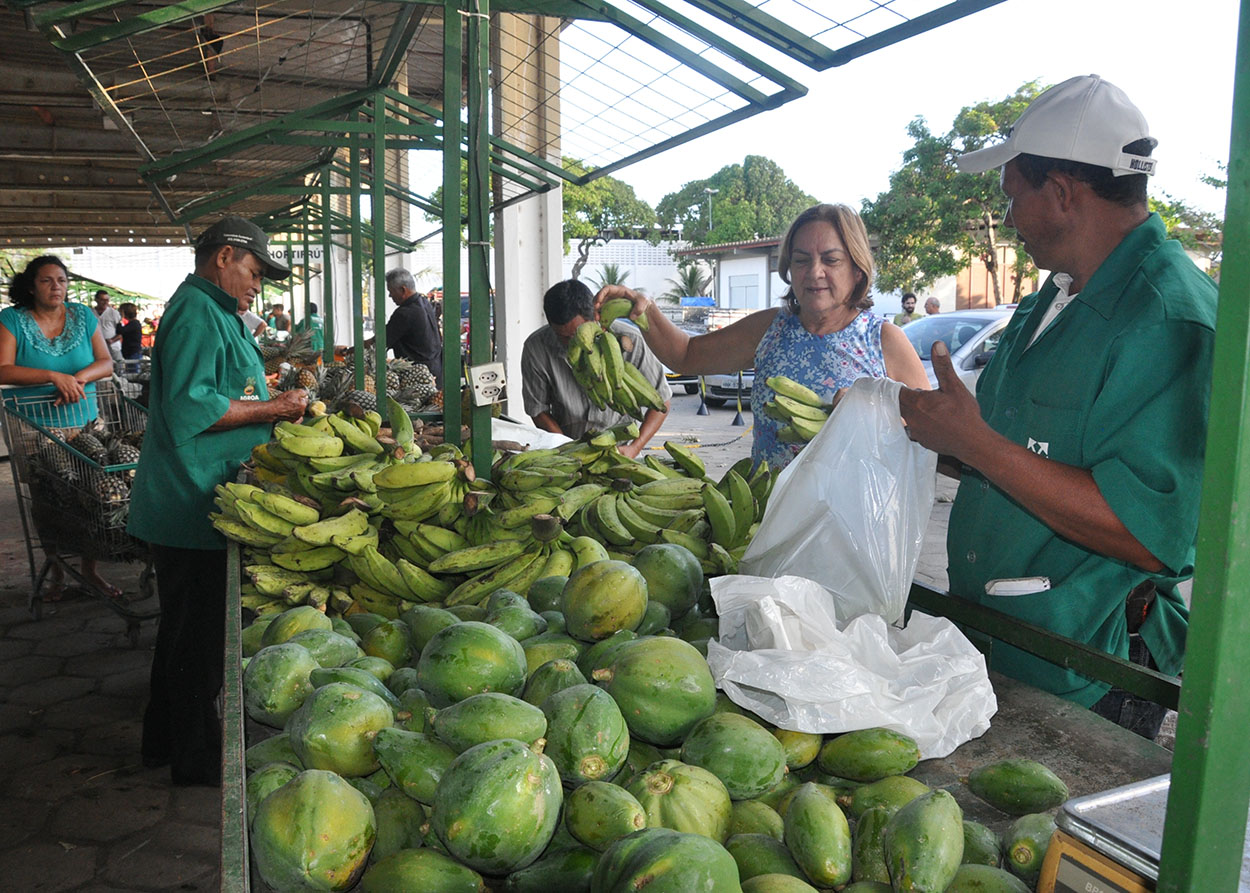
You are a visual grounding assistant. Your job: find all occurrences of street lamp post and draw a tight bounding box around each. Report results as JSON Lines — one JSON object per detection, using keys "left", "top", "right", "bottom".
{"left": 704, "top": 187, "right": 719, "bottom": 307}
{"left": 703, "top": 187, "right": 719, "bottom": 233}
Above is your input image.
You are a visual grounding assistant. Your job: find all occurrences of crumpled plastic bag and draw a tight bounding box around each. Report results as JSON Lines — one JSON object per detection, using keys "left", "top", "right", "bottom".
{"left": 706, "top": 575, "right": 996, "bottom": 759}
{"left": 740, "top": 377, "right": 936, "bottom": 625}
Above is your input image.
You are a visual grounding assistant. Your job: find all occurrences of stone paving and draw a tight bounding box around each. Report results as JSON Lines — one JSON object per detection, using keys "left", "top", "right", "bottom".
{"left": 0, "top": 391, "right": 1164, "bottom": 890}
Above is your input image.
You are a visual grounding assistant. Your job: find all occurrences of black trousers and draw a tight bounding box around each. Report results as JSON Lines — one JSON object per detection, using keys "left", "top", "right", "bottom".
{"left": 142, "top": 544, "right": 226, "bottom": 785}
{"left": 1089, "top": 634, "right": 1170, "bottom": 741}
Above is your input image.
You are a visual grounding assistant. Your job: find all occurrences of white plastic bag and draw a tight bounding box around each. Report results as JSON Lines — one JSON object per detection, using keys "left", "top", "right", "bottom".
{"left": 740, "top": 377, "right": 936, "bottom": 625}
{"left": 707, "top": 575, "right": 996, "bottom": 759}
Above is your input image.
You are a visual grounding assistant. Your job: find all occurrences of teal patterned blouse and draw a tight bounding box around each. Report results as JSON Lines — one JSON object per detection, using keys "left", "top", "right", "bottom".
{"left": 0, "top": 302, "right": 99, "bottom": 428}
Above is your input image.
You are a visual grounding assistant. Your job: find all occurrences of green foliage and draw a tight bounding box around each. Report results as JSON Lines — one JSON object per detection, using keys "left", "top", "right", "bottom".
{"left": 662, "top": 261, "right": 711, "bottom": 303}
{"left": 563, "top": 158, "right": 657, "bottom": 279}
{"left": 587, "top": 263, "right": 631, "bottom": 291}
{"left": 1151, "top": 192, "right": 1223, "bottom": 280}
{"left": 861, "top": 82, "right": 1044, "bottom": 302}
{"left": 656, "top": 155, "right": 817, "bottom": 246}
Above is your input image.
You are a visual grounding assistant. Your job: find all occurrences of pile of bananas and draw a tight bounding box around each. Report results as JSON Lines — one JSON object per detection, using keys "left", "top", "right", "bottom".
{"left": 566, "top": 298, "right": 667, "bottom": 420}
{"left": 762, "top": 375, "right": 834, "bottom": 443}
{"left": 215, "top": 398, "right": 776, "bottom": 619}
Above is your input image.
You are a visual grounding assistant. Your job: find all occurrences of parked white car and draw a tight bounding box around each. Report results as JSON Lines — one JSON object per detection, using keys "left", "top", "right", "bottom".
{"left": 901, "top": 307, "right": 1015, "bottom": 392}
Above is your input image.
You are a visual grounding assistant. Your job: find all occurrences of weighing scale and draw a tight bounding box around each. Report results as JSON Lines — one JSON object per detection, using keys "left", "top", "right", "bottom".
{"left": 1037, "top": 775, "right": 1250, "bottom": 892}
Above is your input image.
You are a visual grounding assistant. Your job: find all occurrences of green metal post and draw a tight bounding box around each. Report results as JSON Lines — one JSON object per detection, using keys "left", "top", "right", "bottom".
{"left": 442, "top": 0, "right": 463, "bottom": 445}
{"left": 321, "top": 177, "right": 335, "bottom": 364}
{"left": 466, "top": 0, "right": 491, "bottom": 477}
{"left": 350, "top": 132, "right": 366, "bottom": 391}
{"left": 1157, "top": 2, "right": 1250, "bottom": 888}
{"left": 302, "top": 209, "right": 312, "bottom": 336}
{"left": 372, "top": 92, "right": 390, "bottom": 423}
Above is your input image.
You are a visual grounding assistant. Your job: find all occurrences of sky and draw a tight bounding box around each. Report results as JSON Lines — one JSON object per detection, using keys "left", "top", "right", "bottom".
{"left": 616, "top": 0, "right": 1239, "bottom": 217}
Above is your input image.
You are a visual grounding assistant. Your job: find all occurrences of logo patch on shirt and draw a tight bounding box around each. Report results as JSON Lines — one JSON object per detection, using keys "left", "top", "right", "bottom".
{"left": 241, "top": 376, "right": 261, "bottom": 400}
{"left": 1027, "top": 437, "right": 1049, "bottom": 457}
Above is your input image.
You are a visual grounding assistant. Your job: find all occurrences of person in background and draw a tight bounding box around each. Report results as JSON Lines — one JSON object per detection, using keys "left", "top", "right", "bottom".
{"left": 93, "top": 289, "right": 124, "bottom": 363}
{"left": 598, "top": 203, "right": 929, "bottom": 471}
{"left": 521, "top": 279, "right": 671, "bottom": 459}
{"left": 118, "top": 303, "right": 144, "bottom": 373}
{"left": 266, "top": 302, "right": 290, "bottom": 334}
{"left": 898, "top": 75, "right": 1217, "bottom": 739}
{"left": 239, "top": 307, "right": 267, "bottom": 340}
{"left": 293, "top": 302, "right": 325, "bottom": 354}
{"left": 892, "top": 292, "right": 924, "bottom": 327}
{"left": 924, "top": 297, "right": 941, "bottom": 316}
{"left": 129, "top": 216, "right": 307, "bottom": 785}
{"left": 362, "top": 268, "right": 442, "bottom": 381}
{"left": 1, "top": 256, "right": 118, "bottom": 600}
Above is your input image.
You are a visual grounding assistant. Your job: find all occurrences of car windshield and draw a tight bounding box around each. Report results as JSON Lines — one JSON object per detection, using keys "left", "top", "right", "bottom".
{"left": 903, "top": 314, "right": 999, "bottom": 360}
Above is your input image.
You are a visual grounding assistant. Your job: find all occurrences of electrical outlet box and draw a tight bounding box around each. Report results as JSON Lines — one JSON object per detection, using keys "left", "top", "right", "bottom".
{"left": 466, "top": 361, "right": 507, "bottom": 406}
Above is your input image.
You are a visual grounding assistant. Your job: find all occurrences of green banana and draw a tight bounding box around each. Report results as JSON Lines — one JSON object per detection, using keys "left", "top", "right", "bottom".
{"left": 386, "top": 395, "right": 415, "bottom": 450}
{"left": 701, "top": 483, "right": 737, "bottom": 548}
{"left": 708, "top": 542, "right": 739, "bottom": 575}
{"left": 669, "top": 508, "right": 707, "bottom": 535}
{"left": 307, "top": 453, "right": 377, "bottom": 473}
{"left": 329, "top": 531, "right": 380, "bottom": 556}
{"left": 251, "top": 490, "right": 321, "bottom": 526}
{"left": 378, "top": 480, "right": 453, "bottom": 522}
{"left": 599, "top": 328, "right": 626, "bottom": 395}
{"left": 395, "top": 558, "right": 452, "bottom": 603}
{"left": 349, "top": 582, "right": 406, "bottom": 619}
{"left": 496, "top": 496, "right": 561, "bottom": 529}
{"left": 390, "top": 532, "right": 431, "bottom": 567}
{"left": 725, "top": 470, "right": 755, "bottom": 549}
{"left": 270, "top": 533, "right": 322, "bottom": 554}
{"left": 774, "top": 393, "right": 831, "bottom": 423}
{"left": 642, "top": 454, "right": 683, "bottom": 479}
{"left": 414, "top": 523, "right": 469, "bottom": 554}
{"left": 427, "top": 539, "right": 530, "bottom": 575}
{"left": 500, "top": 468, "right": 580, "bottom": 492}
{"left": 636, "top": 475, "right": 705, "bottom": 496}
{"left": 591, "top": 494, "right": 633, "bottom": 546}
{"left": 660, "top": 529, "right": 711, "bottom": 560}
{"left": 539, "top": 547, "right": 576, "bottom": 579}
{"left": 271, "top": 545, "right": 346, "bottom": 572}
{"left": 292, "top": 507, "right": 370, "bottom": 546}
{"left": 766, "top": 375, "right": 827, "bottom": 409}
{"left": 777, "top": 424, "right": 805, "bottom": 443}
{"left": 614, "top": 494, "right": 661, "bottom": 544}
{"left": 275, "top": 420, "right": 326, "bottom": 439}
{"left": 444, "top": 546, "right": 546, "bottom": 606}
{"left": 235, "top": 499, "right": 298, "bottom": 537}
{"left": 277, "top": 432, "right": 344, "bottom": 459}
{"left": 597, "top": 297, "right": 635, "bottom": 328}
{"left": 624, "top": 494, "right": 686, "bottom": 526}
{"left": 632, "top": 489, "right": 705, "bottom": 512}
{"left": 212, "top": 515, "right": 283, "bottom": 548}
{"left": 354, "top": 544, "right": 410, "bottom": 598}
{"left": 556, "top": 483, "right": 607, "bottom": 521}
{"left": 326, "top": 412, "right": 385, "bottom": 455}
{"left": 621, "top": 361, "right": 666, "bottom": 412}
{"left": 570, "top": 535, "right": 610, "bottom": 569}
{"left": 664, "top": 441, "right": 707, "bottom": 479}
{"left": 789, "top": 414, "right": 826, "bottom": 441}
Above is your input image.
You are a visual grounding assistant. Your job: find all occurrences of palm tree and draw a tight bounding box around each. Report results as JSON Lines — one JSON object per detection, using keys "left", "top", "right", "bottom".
{"left": 587, "top": 263, "right": 630, "bottom": 291}
{"left": 662, "top": 261, "right": 711, "bottom": 303}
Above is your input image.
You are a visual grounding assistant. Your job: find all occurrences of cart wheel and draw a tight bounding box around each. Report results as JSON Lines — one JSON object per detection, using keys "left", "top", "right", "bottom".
{"left": 127, "top": 621, "right": 141, "bottom": 648}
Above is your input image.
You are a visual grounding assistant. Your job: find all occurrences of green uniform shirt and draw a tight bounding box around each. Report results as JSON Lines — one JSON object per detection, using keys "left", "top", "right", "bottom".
{"left": 947, "top": 214, "right": 1217, "bottom": 706}
{"left": 128, "top": 275, "right": 271, "bottom": 549}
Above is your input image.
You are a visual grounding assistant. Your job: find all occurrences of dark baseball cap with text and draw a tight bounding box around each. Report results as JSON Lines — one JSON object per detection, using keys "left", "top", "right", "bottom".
{"left": 195, "top": 216, "right": 291, "bottom": 281}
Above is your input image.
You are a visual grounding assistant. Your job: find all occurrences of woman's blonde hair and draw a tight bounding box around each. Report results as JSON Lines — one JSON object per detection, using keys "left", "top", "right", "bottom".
{"left": 778, "top": 204, "right": 874, "bottom": 313}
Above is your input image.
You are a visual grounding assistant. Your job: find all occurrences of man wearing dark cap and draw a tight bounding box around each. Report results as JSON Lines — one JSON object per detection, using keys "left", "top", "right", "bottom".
{"left": 900, "top": 75, "right": 1218, "bottom": 739}
{"left": 129, "top": 215, "right": 308, "bottom": 785}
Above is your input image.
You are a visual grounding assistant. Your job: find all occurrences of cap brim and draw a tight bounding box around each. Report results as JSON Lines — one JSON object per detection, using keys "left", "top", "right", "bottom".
{"left": 259, "top": 254, "right": 292, "bottom": 281}
{"left": 955, "top": 140, "right": 1018, "bottom": 174}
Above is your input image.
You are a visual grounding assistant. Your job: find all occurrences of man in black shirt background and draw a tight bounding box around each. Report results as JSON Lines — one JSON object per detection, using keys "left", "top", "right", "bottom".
{"left": 363, "top": 268, "right": 443, "bottom": 380}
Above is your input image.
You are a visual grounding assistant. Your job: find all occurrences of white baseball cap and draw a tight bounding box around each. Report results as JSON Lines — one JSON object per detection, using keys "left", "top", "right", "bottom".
{"left": 957, "top": 75, "right": 1157, "bottom": 177}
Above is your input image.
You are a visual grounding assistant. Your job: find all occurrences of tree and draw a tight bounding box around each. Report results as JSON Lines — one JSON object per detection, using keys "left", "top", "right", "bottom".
{"left": 662, "top": 261, "right": 711, "bottom": 303}
{"left": 587, "top": 263, "right": 631, "bottom": 291}
{"left": 1152, "top": 162, "right": 1224, "bottom": 280}
{"left": 861, "top": 82, "right": 1044, "bottom": 303}
{"left": 656, "top": 155, "right": 817, "bottom": 245}
{"left": 562, "top": 158, "right": 656, "bottom": 280}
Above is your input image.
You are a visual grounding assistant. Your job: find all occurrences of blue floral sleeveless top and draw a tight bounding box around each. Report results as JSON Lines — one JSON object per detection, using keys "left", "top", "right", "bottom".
{"left": 751, "top": 306, "right": 885, "bottom": 471}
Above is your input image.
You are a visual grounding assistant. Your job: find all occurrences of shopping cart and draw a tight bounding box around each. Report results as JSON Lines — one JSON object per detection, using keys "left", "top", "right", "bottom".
{"left": 2, "top": 382, "right": 158, "bottom": 644}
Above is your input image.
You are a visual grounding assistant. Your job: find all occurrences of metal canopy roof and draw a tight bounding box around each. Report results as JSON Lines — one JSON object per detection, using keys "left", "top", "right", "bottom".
{"left": 0, "top": 0, "right": 1004, "bottom": 247}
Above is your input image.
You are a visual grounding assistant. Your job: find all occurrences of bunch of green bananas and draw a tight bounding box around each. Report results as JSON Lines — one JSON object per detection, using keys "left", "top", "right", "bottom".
{"left": 425, "top": 513, "right": 574, "bottom": 606}
{"left": 565, "top": 299, "right": 667, "bottom": 420}
{"left": 763, "top": 375, "right": 833, "bottom": 443}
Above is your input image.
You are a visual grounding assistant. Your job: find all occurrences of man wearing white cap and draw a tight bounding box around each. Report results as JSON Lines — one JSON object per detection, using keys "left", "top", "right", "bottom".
{"left": 899, "top": 76, "right": 1218, "bottom": 739}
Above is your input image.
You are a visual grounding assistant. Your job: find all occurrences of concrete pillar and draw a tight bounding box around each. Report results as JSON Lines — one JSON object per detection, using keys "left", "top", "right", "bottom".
{"left": 492, "top": 13, "right": 562, "bottom": 419}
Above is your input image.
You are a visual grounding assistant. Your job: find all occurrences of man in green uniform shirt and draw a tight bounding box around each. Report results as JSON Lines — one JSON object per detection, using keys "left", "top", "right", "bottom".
{"left": 899, "top": 75, "right": 1217, "bottom": 739}
{"left": 129, "top": 216, "right": 308, "bottom": 785}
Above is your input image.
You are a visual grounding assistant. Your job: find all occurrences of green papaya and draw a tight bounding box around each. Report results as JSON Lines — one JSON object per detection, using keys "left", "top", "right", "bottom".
{"left": 400, "top": 604, "right": 460, "bottom": 651}
{"left": 429, "top": 692, "right": 548, "bottom": 754}
{"left": 845, "top": 774, "right": 932, "bottom": 819}
{"left": 242, "top": 618, "right": 273, "bottom": 657}
{"left": 288, "top": 682, "right": 395, "bottom": 777}
{"left": 330, "top": 616, "right": 362, "bottom": 643}
{"left": 372, "top": 727, "right": 458, "bottom": 804}
{"left": 741, "top": 876, "right": 822, "bottom": 893}
{"left": 287, "top": 628, "right": 363, "bottom": 667}
{"left": 883, "top": 789, "right": 964, "bottom": 892}
{"left": 251, "top": 769, "right": 376, "bottom": 892}
{"left": 772, "top": 729, "right": 821, "bottom": 771}
{"left": 309, "top": 666, "right": 402, "bottom": 709}
{"left": 729, "top": 799, "right": 785, "bottom": 841}
{"left": 634, "top": 600, "right": 672, "bottom": 636}
{"left": 430, "top": 738, "right": 563, "bottom": 875}
{"left": 577, "top": 629, "right": 637, "bottom": 676}
{"left": 591, "top": 827, "right": 742, "bottom": 893}
{"left": 359, "top": 847, "right": 486, "bottom": 892}
{"left": 541, "top": 683, "right": 630, "bottom": 787}
{"left": 522, "top": 658, "right": 588, "bottom": 707}
{"left": 386, "top": 665, "right": 422, "bottom": 695}
{"left": 488, "top": 603, "right": 549, "bottom": 642}
{"left": 519, "top": 632, "right": 584, "bottom": 675}
{"left": 1002, "top": 812, "right": 1056, "bottom": 887}
{"left": 967, "top": 759, "right": 1069, "bottom": 815}
{"left": 753, "top": 772, "right": 803, "bottom": 812}
{"left": 593, "top": 636, "right": 716, "bottom": 746}
{"left": 368, "top": 789, "right": 427, "bottom": 865}
{"left": 346, "top": 655, "right": 395, "bottom": 683}
{"left": 562, "top": 560, "right": 649, "bottom": 642}
{"left": 624, "top": 740, "right": 666, "bottom": 778}
{"left": 631, "top": 542, "right": 703, "bottom": 619}
{"left": 944, "top": 863, "right": 1031, "bottom": 892}
{"left": 725, "top": 833, "right": 804, "bottom": 882}
{"left": 393, "top": 688, "right": 432, "bottom": 733}
{"left": 851, "top": 805, "right": 892, "bottom": 884}
{"left": 346, "top": 775, "right": 384, "bottom": 802}
{"left": 783, "top": 782, "right": 852, "bottom": 888}
{"left": 839, "top": 883, "right": 892, "bottom": 893}
{"left": 362, "top": 619, "right": 415, "bottom": 668}
{"left": 245, "top": 732, "right": 303, "bottom": 772}
{"left": 816, "top": 728, "right": 920, "bottom": 782}
{"left": 446, "top": 604, "right": 487, "bottom": 621}
{"left": 962, "top": 820, "right": 1002, "bottom": 867}
{"left": 261, "top": 605, "right": 333, "bottom": 647}
{"left": 243, "top": 642, "right": 319, "bottom": 728}
{"left": 680, "top": 712, "right": 787, "bottom": 800}
{"left": 502, "top": 845, "right": 599, "bottom": 892}
{"left": 245, "top": 761, "right": 299, "bottom": 822}
{"left": 565, "top": 780, "right": 648, "bottom": 852}
{"left": 626, "top": 759, "right": 733, "bottom": 843}
{"left": 346, "top": 611, "right": 388, "bottom": 637}
{"left": 417, "top": 620, "right": 528, "bottom": 708}
{"left": 527, "top": 575, "right": 568, "bottom": 613}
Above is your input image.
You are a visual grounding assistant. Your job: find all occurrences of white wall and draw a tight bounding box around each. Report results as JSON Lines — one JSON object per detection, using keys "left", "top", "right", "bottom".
{"left": 713, "top": 254, "right": 786, "bottom": 311}
{"left": 561, "top": 238, "right": 684, "bottom": 297}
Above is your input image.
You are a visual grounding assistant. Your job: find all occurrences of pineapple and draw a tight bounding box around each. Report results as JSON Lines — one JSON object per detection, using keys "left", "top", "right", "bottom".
{"left": 340, "top": 389, "right": 377, "bottom": 414}
{"left": 83, "top": 470, "right": 129, "bottom": 513}
{"left": 68, "top": 431, "right": 108, "bottom": 466}
{"left": 107, "top": 441, "right": 141, "bottom": 479}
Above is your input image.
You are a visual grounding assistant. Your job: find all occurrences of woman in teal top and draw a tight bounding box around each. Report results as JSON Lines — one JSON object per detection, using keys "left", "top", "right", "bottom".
{"left": 1, "top": 255, "right": 118, "bottom": 598}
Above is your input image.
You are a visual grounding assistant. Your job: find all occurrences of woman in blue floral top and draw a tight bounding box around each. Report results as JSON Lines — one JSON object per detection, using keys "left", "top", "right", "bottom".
{"left": 1, "top": 255, "right": 118, "bottom": 599}
{"left": 595, "top": 204, "right": 929, "bottom": 470}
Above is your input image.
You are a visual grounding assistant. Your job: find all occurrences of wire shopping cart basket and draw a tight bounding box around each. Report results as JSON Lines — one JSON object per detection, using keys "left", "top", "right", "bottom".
{"left": 2, "top": 381, "right": 158, "bottom": 644}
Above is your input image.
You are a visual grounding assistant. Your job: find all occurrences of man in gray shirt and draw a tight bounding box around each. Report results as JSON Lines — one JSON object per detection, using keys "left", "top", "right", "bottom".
{"left": 521, "top": 279, "right": 671, "bottom": 458}
{"left": 93, "top": 289, "right": 123, "bottom": 361}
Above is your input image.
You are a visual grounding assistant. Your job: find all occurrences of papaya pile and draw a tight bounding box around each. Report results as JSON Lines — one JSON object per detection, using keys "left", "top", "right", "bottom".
{"left": 240, "top": 546, "right": 1069, "bottom": 892}
{"left": 216, "top": 398, "right": 773, "bottom": 620}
